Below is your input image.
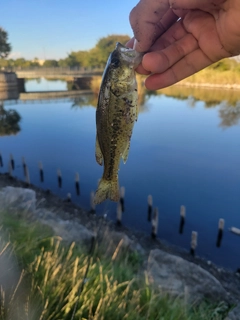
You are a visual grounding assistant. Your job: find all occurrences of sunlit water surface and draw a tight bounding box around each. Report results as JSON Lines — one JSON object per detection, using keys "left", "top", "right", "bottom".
{"left": 1, "top": 79, "right": 240, "bottom": 270}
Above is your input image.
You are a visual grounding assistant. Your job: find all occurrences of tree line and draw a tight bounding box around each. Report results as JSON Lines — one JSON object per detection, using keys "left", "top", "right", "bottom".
{"left": 1, "top": 27, "right": 239, "bottom": 72}
{"left": 0, "top": 32, "right": 130, "bottom": 69}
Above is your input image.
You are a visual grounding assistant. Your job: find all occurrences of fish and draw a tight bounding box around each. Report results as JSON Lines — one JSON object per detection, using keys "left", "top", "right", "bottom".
{"left": 94, "top": 42, "right": 143, "bottom": 205}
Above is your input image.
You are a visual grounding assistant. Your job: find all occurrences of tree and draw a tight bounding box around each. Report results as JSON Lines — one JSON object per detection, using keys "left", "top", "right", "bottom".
{"left": 58, "top": 53, "right": 79, "bottom": 67}
{"left": 0, "top": 58, "right": 10, "bottom": 68}
{"left": 62, "top": 34, "right": 131, "bottom": 68}
{"left": 31, "top": 57, "right": 41, "bottom": 67}
{"left": 71, "top": 51, "right": 89, "bottom": 67}
{"left": 0, "top": 27, "right": 11, "bottom": 59}
{"left": 43, "top": 59, "right": 59, "bottom": 67}
{"left": 14, "top": 58, "right": 28, "bottom": 67}
{"left": 95, "top": 34, "right": 131, "bottom": 65}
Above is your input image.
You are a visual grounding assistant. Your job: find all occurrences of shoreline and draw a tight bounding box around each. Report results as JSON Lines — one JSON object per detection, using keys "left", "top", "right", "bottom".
{"left": 173, "top": 81, "right": 240, "bottom": 90}
{"left": 0, "top": 172, "right": 240, "bottom": 305}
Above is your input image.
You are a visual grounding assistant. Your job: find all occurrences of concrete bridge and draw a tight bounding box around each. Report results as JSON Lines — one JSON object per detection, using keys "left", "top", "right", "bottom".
{"left": 8, "top": 67, "right": 104, "bottom": 79}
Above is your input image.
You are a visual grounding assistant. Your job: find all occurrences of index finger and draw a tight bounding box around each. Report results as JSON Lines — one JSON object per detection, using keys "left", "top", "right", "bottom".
{"left": 129, "top": 0, "right": 178, "bottom": 52}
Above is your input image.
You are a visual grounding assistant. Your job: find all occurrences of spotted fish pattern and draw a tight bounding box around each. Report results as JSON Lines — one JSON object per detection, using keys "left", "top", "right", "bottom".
{"left": 94, "top": 42, "right": 142, "bottom": 204}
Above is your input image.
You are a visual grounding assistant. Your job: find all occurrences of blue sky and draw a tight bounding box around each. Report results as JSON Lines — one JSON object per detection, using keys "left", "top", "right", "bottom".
{"left": 1, "top": 0, "right": 137, "bottom": 60}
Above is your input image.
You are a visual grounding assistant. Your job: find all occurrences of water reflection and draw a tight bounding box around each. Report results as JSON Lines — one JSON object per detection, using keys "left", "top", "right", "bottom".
{"left": 82, "top": 75, "right": 240, "bottom": 127}
{"left": 25, "top": 77, "right": 67, "bottom": 92}
{"left": 159, "top": 85, "right": 240, "bottom": 128}
{"left": 0, "top": 102, "right": 21, "bottom": 136}
{"left": 71, "top": 91, "right": 152, "bottom": 115}
{"left": 159, "top": 85, "right": 240, "bottom": 107}
{"left": 219, "top": 103, "right": 240, "bottom": 128}
{"left": 72, "top": 94, "right": 97, "bottom": 109}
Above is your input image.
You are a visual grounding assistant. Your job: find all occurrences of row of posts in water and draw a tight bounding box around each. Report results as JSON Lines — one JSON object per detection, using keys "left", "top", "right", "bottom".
{"left": 0, "top": 152, "right": 237, "bottom": 257}
{"left": 1, "top": 153, "right": 81, "bottom": 196}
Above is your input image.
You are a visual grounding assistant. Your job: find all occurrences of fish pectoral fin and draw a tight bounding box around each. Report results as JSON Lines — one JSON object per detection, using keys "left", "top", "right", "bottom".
{"left": 95, "top": 135, "right": 103, "bottom": 166}
{"left": 122, "top": 141, "right": 130, "bottom": 164}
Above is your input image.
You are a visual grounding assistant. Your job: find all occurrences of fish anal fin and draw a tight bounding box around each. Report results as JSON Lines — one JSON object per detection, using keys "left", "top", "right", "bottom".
{"left": 95, "top": 135, "right": 103, "bottom": 166}
{"left": 122, "top": 141, "right": 130, "bottom": 164}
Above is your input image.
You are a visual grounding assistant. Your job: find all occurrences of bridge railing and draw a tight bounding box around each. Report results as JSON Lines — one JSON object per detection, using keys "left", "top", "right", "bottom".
{"left": 3, "top": 66, "right": 104, "bottom": 75}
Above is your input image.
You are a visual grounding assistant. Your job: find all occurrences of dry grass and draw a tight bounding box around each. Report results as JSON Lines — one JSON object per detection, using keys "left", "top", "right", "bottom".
{"left": 180, "top": 68, "right": 240, "bottom": 87}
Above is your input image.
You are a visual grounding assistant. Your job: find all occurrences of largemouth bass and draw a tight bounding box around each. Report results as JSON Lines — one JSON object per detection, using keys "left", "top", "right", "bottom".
{"left": 94, "top": 42, "right": 142, "bottom": 204}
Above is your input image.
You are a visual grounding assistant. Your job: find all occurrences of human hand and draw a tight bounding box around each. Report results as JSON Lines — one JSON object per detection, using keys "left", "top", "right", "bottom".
{"left": 128, "top": 0, "right": 240, "bottom": 90}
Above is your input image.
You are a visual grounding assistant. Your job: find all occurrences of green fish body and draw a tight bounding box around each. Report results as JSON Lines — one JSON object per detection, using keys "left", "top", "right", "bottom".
{"left": 94, "top": 42, "right": 142, "bottom": 204}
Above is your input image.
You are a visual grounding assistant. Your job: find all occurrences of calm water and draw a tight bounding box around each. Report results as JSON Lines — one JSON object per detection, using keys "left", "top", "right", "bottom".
{"left": 1, "top": 78, "right": 240, "bottom": 270}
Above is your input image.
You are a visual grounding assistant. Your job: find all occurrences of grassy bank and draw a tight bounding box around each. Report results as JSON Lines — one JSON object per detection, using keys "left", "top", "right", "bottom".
{"left": 179, "top": 59, "right": 240, "bottom": 86}
{"left": 0, "top": 208, "right": 230, "bottom": 320}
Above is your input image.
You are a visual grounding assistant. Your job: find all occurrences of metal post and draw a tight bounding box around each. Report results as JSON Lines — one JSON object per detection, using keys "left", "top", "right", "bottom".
{"left": 190, "top": 231, "right": 198, "bottom": 256}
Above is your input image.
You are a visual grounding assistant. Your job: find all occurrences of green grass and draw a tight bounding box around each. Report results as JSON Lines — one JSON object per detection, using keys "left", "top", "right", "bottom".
{"left": 0, "top": 209, "right": 230, "bottom": 319}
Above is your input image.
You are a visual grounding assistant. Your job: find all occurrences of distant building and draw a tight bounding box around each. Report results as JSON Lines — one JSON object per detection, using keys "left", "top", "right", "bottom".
{"left": 31, "top": 59, "right": 45, "bottom": 66}
{"left": 37, "top": 59, "right": 45, "bottom": 66}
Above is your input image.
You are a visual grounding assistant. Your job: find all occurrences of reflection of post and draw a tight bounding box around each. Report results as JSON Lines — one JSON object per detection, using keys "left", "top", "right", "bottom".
{"left": 216, "top": 218, "right": 224, "bottom": 248}
{"left": 75, "top": 172, "right": 80, "bottom": 196}
{"left": 90, "top": 191, "right": 96, "bottom": 214}
{"left": 179, "top": 205, "right": 186, "bottom": 234}
{"left": 0, "top": 152, "right": 3, "bottom": 167}
{"left": 67, "top": 193, "right": 71, "bottom": 203}
{"left": 57, "top": 169, "right": 62, "bottom": 188}
{"left": 22, "top": 157, "right": 27, "bottom": 179}
{"left": 190, "top": 231, "right": 198, "bottom": 256}
{"left": 151, "top": 207, "right": 159, "bottom": 239}
{"left": 10, "top": 154, "right": 14, "bottom": 170}
{"left": 120, "top": 186, "right": 125, "bottom": 212}
{"left": 39, "top": 161, "right": 44, "bottom": 182}
{"left": 8, "top": 160, "right": 13, "bottom": 178}
{"left": 148, "top": 195, "right": 153, "bottom": 222}
{"left": 116, "top": 202, "right": 122, "bottom": 226}
{"left": 25, "top": 165, "right": 30, "bottom": 186}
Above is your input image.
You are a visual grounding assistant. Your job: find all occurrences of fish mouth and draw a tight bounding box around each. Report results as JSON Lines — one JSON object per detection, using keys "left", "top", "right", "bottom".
{"left": 116, "top": 42, "right": 143, "bottom": 67}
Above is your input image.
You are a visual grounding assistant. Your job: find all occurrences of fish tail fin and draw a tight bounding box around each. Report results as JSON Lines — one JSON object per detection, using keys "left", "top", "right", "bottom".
{"left": 94, "top": 178, "right": 119, "bottom": 204}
